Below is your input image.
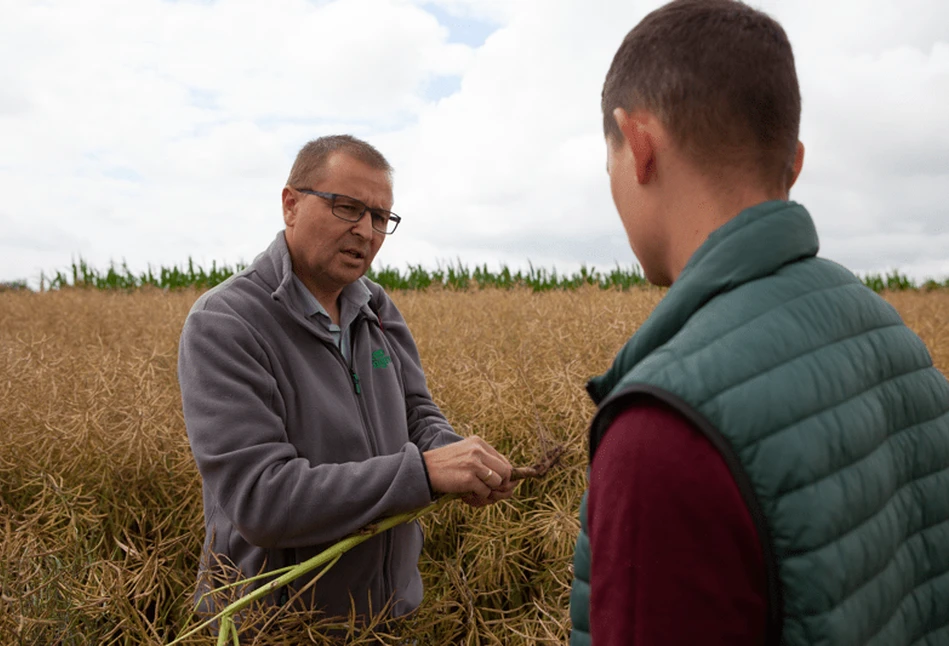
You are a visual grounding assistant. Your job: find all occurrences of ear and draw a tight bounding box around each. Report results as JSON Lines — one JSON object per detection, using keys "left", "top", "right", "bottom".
{"left": 787, "top": 141, "right": 805, "bottom": 192}
{"left": 613, "top": 107, "right": 658, "bottom": 185}
{"left": 282, "top": 186, "right": 297, "bottom": 227}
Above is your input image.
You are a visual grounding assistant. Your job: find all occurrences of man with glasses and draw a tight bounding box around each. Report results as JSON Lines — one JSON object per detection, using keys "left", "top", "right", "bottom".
{"left": 178, "top": 135, "right": 515, "bottom": 633}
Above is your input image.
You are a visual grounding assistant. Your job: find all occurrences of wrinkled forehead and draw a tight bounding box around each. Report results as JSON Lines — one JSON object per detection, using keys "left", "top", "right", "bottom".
{"left": 312, "top": 152, "right": 394, "bottom": 209}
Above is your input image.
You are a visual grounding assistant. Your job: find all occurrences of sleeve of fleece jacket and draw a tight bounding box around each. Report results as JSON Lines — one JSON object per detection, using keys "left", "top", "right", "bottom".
{"left": 369, "top": 284, "right": 463, "bottom": 453}
{"left": 178, "top": 301, "right": 442, "bottom": 550}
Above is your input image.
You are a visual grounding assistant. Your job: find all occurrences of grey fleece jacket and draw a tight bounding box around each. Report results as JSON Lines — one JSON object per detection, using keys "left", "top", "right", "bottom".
{"left": 177, "top": 231, "right": 462, "bottom": 620}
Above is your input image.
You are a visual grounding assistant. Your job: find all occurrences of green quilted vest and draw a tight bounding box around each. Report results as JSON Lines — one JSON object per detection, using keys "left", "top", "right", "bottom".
{"left": 569, "top": 200, "right": 949, "bottom": 646}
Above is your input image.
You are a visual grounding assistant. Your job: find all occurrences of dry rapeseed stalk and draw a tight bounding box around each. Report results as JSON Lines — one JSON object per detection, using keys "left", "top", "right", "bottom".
{"left": 1, "top": 285, "right": 945, "bottom": 644}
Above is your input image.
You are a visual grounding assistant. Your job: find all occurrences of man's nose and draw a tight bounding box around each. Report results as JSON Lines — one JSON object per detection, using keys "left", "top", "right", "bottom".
{"left": 351, "top": 209, "right": 374, "bottom": 239}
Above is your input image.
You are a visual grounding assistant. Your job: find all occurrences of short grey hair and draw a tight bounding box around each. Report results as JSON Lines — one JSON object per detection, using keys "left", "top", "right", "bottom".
{"left": 286, "top": 134, "right": 393, "bottom": 187}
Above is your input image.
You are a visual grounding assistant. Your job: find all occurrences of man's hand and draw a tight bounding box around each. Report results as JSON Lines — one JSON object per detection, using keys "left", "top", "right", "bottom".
{"left": 423, "top": 436, "right": 516, "bottom": 507}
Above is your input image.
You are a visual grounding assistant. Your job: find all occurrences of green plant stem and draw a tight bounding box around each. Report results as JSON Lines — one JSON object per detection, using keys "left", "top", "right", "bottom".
{"left": 202, "top": 564, "right": 300, "bottom": 595}
{"left": 169, "top": 495, "right": 456, "bottom": 645}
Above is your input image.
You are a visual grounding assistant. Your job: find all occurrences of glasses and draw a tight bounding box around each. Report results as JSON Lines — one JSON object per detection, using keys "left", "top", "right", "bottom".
{"left": 295, "top": 189, "right": 401, "bottom": 235}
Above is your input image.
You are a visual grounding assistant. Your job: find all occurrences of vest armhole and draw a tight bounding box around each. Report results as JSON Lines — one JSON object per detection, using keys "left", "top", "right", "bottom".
{"left": 589, "top": 384, "right": 783, "bottom": 646}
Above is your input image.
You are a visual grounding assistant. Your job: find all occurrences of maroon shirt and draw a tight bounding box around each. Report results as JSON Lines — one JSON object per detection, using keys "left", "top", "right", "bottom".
{"left": 587, "top": 403, "right": 767, "bottom": 645}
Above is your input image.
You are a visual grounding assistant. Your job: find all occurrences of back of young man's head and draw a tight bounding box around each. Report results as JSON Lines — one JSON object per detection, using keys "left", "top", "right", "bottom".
{"left": 603, "top": 0, "right": 800, "bottom": 194}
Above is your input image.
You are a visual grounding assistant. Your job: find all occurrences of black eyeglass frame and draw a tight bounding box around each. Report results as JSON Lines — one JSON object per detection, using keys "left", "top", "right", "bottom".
{"left": 294, "top": 188, "right": 401, "bottom": 235}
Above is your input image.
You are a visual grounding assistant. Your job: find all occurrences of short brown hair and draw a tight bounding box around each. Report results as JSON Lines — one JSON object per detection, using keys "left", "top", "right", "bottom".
{"left": 286, "top": 135, "right": 393, "bottom": 187}
{"left": 602, "top": 0, "right": 801, "bottom": 191}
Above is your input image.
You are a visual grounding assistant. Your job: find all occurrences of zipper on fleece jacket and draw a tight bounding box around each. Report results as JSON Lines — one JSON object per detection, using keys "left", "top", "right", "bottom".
{"left": 352, "top": 320, "right": 394, "bottom": 613}
{"left": 277, "top": 291, "right": 396, "bottom": 607}
{"left": 327, "top": 344, "right": 378, "bottom": 457}
{"left": 330, "top": 320, "right": 393, "bottom": 607}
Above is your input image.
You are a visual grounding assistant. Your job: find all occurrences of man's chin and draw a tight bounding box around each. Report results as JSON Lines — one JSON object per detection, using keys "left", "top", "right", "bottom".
{"left": 333, "top": 259, "right": 369, "bottom": 284}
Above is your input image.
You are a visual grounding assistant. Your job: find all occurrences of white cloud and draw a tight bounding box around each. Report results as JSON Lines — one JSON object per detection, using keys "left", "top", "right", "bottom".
{"left": 0, "top": 0, "right": 946, "bottom": 287}
{"left": 791, "top": 35, "right": 949, "bottom": 272}
{"left": 377, "top": 0, "right": 643, "bottom": 247}
{"left": 409, "top": 0, "right": 516, "bottom": 24}
{"left": 0, "top": 0, "right": 476, "bottom": 283}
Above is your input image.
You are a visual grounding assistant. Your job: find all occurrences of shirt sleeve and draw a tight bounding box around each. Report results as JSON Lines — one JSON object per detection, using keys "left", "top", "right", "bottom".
{"left": 587, "top": 402, "right": 767, "bottom": 645}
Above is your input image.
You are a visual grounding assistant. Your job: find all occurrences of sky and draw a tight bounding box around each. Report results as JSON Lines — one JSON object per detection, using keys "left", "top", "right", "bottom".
{"left": 1, "top": 0, "right": 947, "bottom": 288}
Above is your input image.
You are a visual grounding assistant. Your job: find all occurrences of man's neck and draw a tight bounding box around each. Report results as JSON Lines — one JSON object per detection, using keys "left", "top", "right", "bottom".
{"left": 666, "top": 180, "right": 785, "bottom": 284}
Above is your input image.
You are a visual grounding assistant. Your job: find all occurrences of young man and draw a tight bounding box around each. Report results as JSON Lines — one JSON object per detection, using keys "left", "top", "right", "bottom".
{"left": 178, "top": 135, "right": 515, "bottom": 629}
{"left": 569, "top": 2, "right": 949, "bottom": 645}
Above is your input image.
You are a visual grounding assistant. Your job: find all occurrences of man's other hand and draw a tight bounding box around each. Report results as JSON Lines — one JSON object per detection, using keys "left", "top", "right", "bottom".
{"left": 423, "top": 436, "right": 516, "bottom": 507}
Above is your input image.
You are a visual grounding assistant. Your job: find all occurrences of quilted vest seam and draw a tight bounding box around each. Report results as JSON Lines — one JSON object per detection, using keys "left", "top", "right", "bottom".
{"left": 773, "top": 406, "right": 949, "bottom": 501}
{"left": 784, "top": 463, "right": 949, "bottom": 564}
{"left": 707, "top": 360, "right": 934, "bottom": 454}
{"left": 671, "top": 279, "right": 865, "bottom": 366}
{"left": 817, "top": 533, "right": 949, "bottom": 644}
{"left": 906, "top": 617, "right": 949, "bottom": 646}
{"left": 693, "top": 322, "right": 910, "bottom": 412}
